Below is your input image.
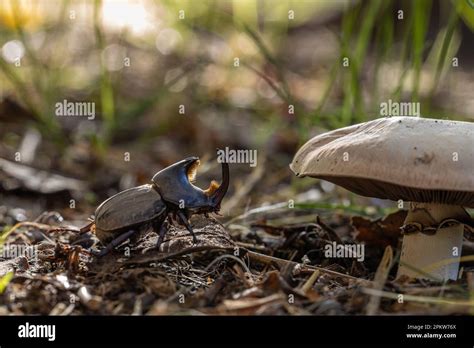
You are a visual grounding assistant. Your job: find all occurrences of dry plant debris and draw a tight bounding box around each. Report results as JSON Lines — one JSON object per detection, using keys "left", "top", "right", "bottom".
{"left": 1, "top": 209, "right": 473, "bottom": 315}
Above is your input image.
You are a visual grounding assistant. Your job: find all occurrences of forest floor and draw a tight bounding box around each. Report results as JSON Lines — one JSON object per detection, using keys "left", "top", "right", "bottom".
{"left": 1, "top": 204, "right": 473, "bottom": 315}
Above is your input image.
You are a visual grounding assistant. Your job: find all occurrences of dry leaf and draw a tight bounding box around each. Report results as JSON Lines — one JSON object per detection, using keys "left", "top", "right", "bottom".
{"left": 352, "top": 210, "right": 407, "bottom": 247}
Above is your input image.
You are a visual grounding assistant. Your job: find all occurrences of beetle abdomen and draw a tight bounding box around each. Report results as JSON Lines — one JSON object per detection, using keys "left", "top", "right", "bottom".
{"left": 94, "top": 184, "right": 166, "bottom": 235}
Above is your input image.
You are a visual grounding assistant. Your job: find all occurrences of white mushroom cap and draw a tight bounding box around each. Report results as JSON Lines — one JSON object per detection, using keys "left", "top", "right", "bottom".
{"left": 290, "top": 117, "right": 474, "bottom": 207}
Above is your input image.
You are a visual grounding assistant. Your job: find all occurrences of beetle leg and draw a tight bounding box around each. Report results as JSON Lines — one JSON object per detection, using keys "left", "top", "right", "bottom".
{"left": 71, "top": 232, "right": 96, "bottom": 248}
{"left": 167, "top": 214, "right": 175, "bottom": 226}
{"left": 156, "top": 223, "right": 168, "bottom": 251}
{"left": 80, "top": 221, "right": 94, "bottom": 234}
{"left": 176, "top": 210, "right": 198, "bottom": 244}
{"left": 96, "top": 229, "right": 137, "bottom": 257}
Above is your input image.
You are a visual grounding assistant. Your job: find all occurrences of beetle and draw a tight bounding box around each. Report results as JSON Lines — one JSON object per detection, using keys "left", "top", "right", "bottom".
{"left": 81, "top": 157, "right": 229, "bottom": 256}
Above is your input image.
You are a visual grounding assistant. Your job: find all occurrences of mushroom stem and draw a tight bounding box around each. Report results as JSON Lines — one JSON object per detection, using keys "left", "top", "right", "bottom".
{"left": 397, "top": 203, "right": 465, "bottom": 281}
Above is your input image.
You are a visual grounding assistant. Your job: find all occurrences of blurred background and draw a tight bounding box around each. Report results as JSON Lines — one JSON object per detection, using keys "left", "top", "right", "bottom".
{"left": 1, "top": 0, "right": 473, "bottom": 225}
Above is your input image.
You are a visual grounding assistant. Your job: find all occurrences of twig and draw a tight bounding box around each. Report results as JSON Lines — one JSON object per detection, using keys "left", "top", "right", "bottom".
{"left": 366, "top": 245, "right": 393, "bottom": 315}
{"left": 1, "top": 222, "right": 80, "bottom": 242}
{"left": 205, "top": 254, "right": 253, "bottom": 277}
{"left": 224, "top": 202, "right": 288, "bottom": 226}
{"left": 235, "top": 241, "right": 270, "bottom": 252}
{"left": 246, "top": 250, "right": 372, "bottom": 285}
{"left": 301, "top": 270, "right": 320, "bottom": 294}
{"left": 362, "top": 288, "right": 474, "bottom": 307}
{"left": 316, "top": 215, "right": 343, "bottom": 244}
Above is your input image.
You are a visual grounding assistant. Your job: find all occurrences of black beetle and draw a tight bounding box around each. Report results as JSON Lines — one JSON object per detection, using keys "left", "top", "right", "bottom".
{"left": 83, "top": 157, "right": 229, "bottom": 256}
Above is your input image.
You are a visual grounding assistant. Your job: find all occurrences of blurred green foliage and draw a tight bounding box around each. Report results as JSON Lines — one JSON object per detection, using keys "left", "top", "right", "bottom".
{"left": 0, "top": 0, "right": 471, "bottom": 156}
{"left": 0, "top": 271, "right": 13, "bottom": 294}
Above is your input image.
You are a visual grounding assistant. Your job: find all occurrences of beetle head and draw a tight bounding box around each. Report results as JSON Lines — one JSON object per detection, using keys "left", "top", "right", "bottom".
{"left": 152, "top": 157, "right": 229, "bottom": 213}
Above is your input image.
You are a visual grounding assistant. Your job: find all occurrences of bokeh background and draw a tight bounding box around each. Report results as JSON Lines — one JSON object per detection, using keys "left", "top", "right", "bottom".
{"left": 1, "top": 0, "right": 474, "bottom": 223}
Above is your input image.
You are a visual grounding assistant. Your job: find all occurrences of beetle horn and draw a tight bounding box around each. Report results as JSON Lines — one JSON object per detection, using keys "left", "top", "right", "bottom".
{"left": 211, "top": 161, "right": 229, "bottom": 208}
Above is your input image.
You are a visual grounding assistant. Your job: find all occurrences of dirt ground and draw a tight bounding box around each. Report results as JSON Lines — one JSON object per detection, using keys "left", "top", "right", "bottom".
{"left": 1, "top": 207, "right": 473, "bottom": 316}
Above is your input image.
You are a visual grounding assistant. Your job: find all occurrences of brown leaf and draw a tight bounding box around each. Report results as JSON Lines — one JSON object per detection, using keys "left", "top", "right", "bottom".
{"left": 220, "top": 293, "right": 284, "bottom": 313}
{"left": 352, "top": 210, "right": 407, "bottom": 247}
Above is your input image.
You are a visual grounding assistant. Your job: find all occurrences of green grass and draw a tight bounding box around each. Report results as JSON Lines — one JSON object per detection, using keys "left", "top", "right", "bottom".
{"left": 305, "top": 0, "right": 459, "bottom": 135}
{"left": 94, "top": 0, "right": 115, "bottom": 148}
{"left": 0, "top": 272, "right": 13, "bottom": 295}
{"left": 411, "top": 0, "right": 432, "bottom": 103}
{"left": 430, "top": 5, "right": 460, "bottom": 99}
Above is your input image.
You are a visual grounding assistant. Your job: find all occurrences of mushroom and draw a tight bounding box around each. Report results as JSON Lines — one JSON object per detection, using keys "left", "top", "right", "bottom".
{"left": 290, "top": 116, "right": 474, "bottom": 281}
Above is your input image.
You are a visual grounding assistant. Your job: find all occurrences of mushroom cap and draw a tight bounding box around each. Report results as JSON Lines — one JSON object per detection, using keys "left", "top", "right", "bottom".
{"left": 290, "top": 117, "right": 474, "bottom": 207}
